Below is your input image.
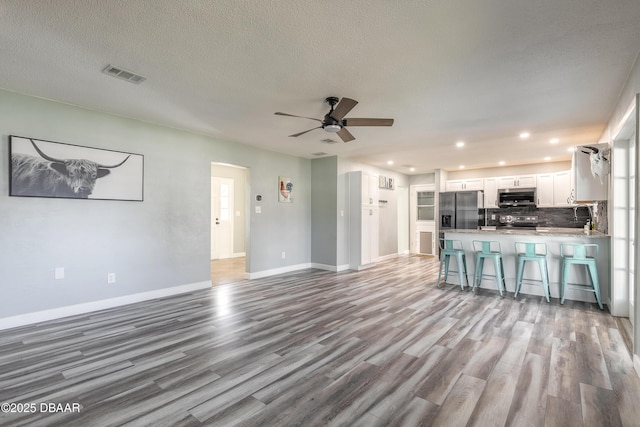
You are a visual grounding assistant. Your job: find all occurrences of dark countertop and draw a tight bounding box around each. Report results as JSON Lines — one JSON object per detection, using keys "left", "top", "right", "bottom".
{"left": 446, "top": 227, "right": 609, "bottom": 238}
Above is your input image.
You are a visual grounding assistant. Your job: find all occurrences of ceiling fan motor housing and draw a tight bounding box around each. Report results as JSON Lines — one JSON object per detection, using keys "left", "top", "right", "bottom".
{"left": 323, "top": 112, "right": 342, "bottom": 132}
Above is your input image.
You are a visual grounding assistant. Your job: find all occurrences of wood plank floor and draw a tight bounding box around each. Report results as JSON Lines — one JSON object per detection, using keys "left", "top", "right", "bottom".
{"left": 1, "top": 255, "right": 639, "bottom": 426}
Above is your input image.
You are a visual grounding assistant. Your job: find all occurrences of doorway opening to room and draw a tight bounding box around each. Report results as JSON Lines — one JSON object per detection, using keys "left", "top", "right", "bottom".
{"left": 211, "top": 162, "right": 249, "bottom": 285}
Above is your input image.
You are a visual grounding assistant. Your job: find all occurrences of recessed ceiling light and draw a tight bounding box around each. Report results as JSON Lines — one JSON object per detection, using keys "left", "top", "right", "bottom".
{"left": 456, "top": 141, "right": 465, "bottom": 148}
{"left": 387, "top": 160, "right": 394, "bottom": 165}
{"left": 519, "top": 131, "right": 530, "bottom": 139}
{"left": 459, "top": 165, "right": 465, "bottom": 169}
{"left": 544, "top": 156, "right": 551, "bottom": 161}
{"left": 409, "top": 167, "right": 415, "bottom": 172}
{"left": 550, "top": 138, "right": 559, "bottom": 144}
{"left": 499, "top": 161, "right": 505, "bottom": 166}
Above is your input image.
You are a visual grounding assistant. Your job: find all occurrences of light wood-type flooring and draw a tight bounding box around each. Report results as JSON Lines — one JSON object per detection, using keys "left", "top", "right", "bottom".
{"left": 1, "top": 255, "right": 639, "bottom": 426}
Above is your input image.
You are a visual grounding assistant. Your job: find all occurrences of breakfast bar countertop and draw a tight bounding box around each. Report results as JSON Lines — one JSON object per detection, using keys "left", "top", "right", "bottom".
{"left": 448, "top": 227, "right": 609, "bottom": 238}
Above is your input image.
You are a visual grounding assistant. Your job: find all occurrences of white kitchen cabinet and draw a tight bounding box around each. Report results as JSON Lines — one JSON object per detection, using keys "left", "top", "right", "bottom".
{"left": 349, "top": 171, "right": 379, "bottom": 270}
{"left": 572, "top": 144, "right": 608, "bottom": 202}
{"left": 361, "top": 171, "right": 379, "bottom": 206}
{"left": 553, "top": 170, "right": 572, "bottom": 206}
{"left": 536, "top": 173, "right": 554, "bottom": 207}
{"left": 361, "top": 206, "right": 379, "bottom": 265}
{"left": 483, "top": 178, "right": 499, "bottom": 208}
{"left": 445, "top": 178, "right": 484, "bottom": 191}
{"left": 497, "top": 174, "right": 537, "bottom": 189}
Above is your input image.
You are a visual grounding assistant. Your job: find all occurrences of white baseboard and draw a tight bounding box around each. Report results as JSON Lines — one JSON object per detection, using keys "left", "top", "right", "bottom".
{"left": 230, "top": 252, "right": 246, "bottom": 258}
{"left": 247, "top": 263, "right": 312, "bottom": 279}
{"left": 246, "top": 261, "right": 352, "bottom": 279}
{"left": 336, "top": 264, "right": 350, "bottom": 272}
{"left": 0, "top": 281, "right": 212, "bottom": 331}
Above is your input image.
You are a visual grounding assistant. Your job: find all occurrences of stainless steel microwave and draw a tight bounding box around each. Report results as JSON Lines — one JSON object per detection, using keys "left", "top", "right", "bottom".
{"left": 497, "top": 188, "right": 536, "bottom": 207}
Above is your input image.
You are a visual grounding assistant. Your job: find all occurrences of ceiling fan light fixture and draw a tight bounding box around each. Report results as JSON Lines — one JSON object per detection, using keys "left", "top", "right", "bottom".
{"left": 324, "top": 124, "right": 341, "bottom": 133}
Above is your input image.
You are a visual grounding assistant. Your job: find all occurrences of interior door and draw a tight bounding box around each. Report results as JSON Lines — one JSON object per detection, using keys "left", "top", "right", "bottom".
{"left": 211, "top": 177, "right": 234, "bottom": 260}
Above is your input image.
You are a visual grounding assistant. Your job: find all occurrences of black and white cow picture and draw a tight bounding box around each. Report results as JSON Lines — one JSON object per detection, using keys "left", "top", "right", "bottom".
{"left": 10, "top": 138, "right": 131, "bottom": 199}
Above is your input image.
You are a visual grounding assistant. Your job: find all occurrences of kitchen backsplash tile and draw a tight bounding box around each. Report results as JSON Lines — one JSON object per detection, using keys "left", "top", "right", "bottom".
{"left": 484, "top": 205, "right": 595, "bottom": 229}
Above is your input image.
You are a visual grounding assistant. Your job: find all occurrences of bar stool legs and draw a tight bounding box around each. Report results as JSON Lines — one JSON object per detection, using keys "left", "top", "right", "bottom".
{"left": 560, "top": 243, "right": 603, "bottom": 310}
{"left": 437, "top": 239, "right": 469, "bottom": 291}
{"left": 472, "top": 240, "right": 507, "bottom": 297}
{"left": 514, "top": 242, "right": 550, "bottom": 303}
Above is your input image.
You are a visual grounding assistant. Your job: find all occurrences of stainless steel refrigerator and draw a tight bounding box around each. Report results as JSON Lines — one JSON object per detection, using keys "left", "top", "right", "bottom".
{"left": 439, "top": 190, "right": 483, "bottom": 236}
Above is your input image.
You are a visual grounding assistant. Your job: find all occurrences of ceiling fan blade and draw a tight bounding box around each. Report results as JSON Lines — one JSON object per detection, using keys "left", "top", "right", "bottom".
{"left": 343, "top": 118, "right": 394, "bottom": 127}
{"left": 337, "top": 127, "right": 355, "bottom": 143}
{"left": 289, "top": 126, "right": 322, "bottom": 137}
{"left": 275, "top": 112, "right": 322, "bottom": 122}
{"left": 331, "top": 98, "right": 358, "bottom": 120}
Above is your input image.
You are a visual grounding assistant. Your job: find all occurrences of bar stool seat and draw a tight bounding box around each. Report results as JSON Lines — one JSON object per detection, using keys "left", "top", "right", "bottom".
{"left": 437, "top": 239, "right": 469, "bottom": 290}
{"left": 560, "top": 243, "right": 603, "bottom": 310}
{"left": 514, "top": 242, "right": 550, "bottom": 302}
{"left": 472, "top": 240, "right": 507, "bottom": 296}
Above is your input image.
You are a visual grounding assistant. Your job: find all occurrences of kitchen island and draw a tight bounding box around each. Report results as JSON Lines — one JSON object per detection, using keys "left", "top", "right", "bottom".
{"left": 444, "top": 228, "right": 610, "bottom": 305}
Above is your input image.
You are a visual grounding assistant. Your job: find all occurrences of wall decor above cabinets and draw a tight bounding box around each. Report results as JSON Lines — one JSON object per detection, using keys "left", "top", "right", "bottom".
{"left": 379, "top": 175, "right": 394, "bottom": 190}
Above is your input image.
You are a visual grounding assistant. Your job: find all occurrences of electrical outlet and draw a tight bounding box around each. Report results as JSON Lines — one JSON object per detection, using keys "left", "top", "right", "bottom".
{"left": 491, "top": 214, "right": 496, "bottom": 220}
{"left": 107, "top": 273, "right": 116, "bottom": 284}
{"left": 54, "top": 267, "right": 64, "bottom": 280}
{"left": 282, "top": 251, "right": 286, "bottom": 259}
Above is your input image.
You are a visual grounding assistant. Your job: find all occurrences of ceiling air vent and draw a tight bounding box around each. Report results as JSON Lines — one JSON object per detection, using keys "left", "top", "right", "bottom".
{"left": 321, "top": 138, "right": 339, "bottom": 144}
{"left": 102, "top": 65, "right": 146, "bottom": 84}
{"left": 312, "top": 152, "right": 328, "bottom": 156}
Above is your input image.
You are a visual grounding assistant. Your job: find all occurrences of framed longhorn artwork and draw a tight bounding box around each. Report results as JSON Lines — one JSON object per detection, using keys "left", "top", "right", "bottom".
{"left": 9, "top": 135, "right": 144, "bottom": 201}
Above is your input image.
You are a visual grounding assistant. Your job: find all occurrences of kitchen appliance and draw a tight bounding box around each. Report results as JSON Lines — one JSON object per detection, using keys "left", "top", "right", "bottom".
{"left": 497, "top": 214, "right": 539, "bottom": 229}
{"left": 439, "top": 191, "right": 484, "bottom": 256}
{"left": 439, "top": 191, "right": 484, "bottom": 232}
{"left": 498, "top": 187, "right": 536, "bottom": 207}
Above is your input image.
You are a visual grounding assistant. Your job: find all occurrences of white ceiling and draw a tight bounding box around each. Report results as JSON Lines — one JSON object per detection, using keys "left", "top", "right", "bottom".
{"left": 2, "top": 1, "right": 640, "bottom": 174}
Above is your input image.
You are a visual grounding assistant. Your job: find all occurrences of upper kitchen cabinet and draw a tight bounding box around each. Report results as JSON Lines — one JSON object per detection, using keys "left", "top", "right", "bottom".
{"left": 483, "top": 177, "right": 499, "bottom": 208}
{"left": 552, "top": 170, "right": 572, "bottom": 206}
{"left": 536, "top": 170, "right": 572, "bottom": 207}
{"left": 536, "top": 173, "right": 554, "bottom": 207}
{"left": 497, "top": 174, "right": 537, "bottom": 189}
{"left": 572, "top": 143, "right": 609, "bottom": 202}
{"left": 445, "top": 178, "right": 484, "bottom": 191}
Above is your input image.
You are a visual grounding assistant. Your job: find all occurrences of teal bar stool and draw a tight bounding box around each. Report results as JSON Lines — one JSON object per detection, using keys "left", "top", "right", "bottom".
{"left": 437, "top": 239, "right": 469, "bottom": 290}
{"left": 472, "top": 240, "right": 507, "bottom": 296}
{"left": 560, "top": 243, "right": 603, "bottom": 310}
{"left": 514, "top": 242, "right": 550, "bottom": 302}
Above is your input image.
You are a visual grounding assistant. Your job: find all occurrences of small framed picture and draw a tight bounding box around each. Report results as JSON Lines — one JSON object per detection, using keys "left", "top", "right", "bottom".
{"left": 279, "top": 176, "right": 293, "bottom": 202}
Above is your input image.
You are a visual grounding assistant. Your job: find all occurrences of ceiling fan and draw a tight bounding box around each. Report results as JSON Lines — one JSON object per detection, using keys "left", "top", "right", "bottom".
{"left": 275, "top": 97, "right": 394, "bottom": 142}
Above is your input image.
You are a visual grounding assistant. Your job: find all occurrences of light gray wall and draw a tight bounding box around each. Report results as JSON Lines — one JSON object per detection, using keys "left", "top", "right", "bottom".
{"left": 311, "top": 157, "right": 338, "bottom": 266}
{"left": 211, "top": 163, "right": 246, "bottom": 255}
{"left": 0, "top": 89, "right": 311, "bottom": 318}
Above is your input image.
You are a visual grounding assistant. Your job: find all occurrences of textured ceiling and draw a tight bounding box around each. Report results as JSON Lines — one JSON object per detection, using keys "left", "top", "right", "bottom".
{"left": 2, "top": 0, "right": 640, "bottom": 174}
